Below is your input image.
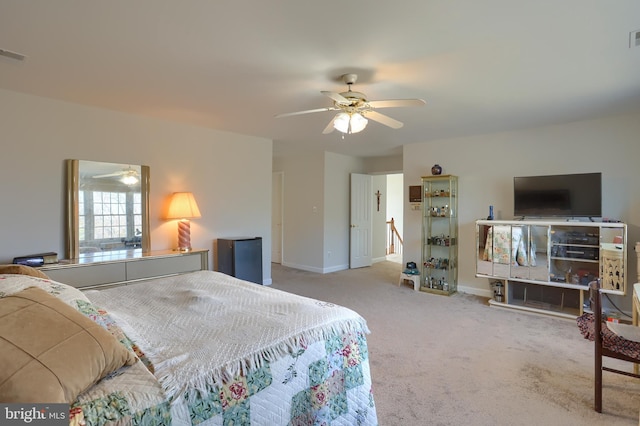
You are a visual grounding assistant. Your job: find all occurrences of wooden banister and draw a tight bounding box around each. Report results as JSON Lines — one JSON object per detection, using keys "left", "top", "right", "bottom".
{"left": 386, "top": 218, "right": 403, "bottom": 255}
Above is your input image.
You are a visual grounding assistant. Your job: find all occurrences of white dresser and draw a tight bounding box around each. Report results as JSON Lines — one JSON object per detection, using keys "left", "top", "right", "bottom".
{"left": 39, "top": 249, "right": 209, "bottom": 289}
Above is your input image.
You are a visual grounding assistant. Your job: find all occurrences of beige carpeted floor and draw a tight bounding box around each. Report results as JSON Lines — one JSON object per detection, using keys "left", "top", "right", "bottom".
{"left": 270, "top": 260, "right": 640, "bottom": 426}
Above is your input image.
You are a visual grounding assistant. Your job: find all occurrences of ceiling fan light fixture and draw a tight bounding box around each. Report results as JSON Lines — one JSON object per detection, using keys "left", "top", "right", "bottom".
{"left": 333, "top": 112, "right": 350, "bottom": 133}
{"left": 350, "top": 113, "right": 368, "bottom": 133}
{"left": 121, "top": 174, "right": 139, "bottom": 185}
{"left": 333, "top": 112, "right": 368, "bottom": 134}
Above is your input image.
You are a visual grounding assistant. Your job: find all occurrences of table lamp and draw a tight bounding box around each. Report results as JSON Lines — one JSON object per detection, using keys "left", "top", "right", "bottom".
{"left": 165, "top": 192, "right": 201, "bottom": 251}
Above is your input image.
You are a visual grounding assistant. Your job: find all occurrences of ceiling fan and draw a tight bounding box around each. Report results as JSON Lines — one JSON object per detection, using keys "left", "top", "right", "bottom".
{"left": 275, "top": 73, "right": 426, "bottom": 134}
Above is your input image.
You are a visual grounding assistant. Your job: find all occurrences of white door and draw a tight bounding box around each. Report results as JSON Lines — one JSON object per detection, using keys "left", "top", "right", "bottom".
{"left": 271, "top": 172, "right": 283, "bottom": 264}
{"left": 350, "top": 173, "right": 372, "bottom": 268}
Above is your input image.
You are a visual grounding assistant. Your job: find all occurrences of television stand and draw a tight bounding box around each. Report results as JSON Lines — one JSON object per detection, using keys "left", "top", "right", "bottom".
{"left": 475, "top": 219, "right": 627, "bottom": 318}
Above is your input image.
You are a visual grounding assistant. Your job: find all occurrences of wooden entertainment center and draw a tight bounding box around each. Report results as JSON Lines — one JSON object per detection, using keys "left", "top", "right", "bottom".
{"left": 476, "top": 220, "right": 627, "bottom": 318}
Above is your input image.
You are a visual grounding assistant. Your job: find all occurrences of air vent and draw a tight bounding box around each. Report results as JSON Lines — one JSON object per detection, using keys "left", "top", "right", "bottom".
{"left": 631, "top": 30, "right": 640, "bottom": 48}
{"left": 0, "top": 48, "right": 26, "bottom": 61}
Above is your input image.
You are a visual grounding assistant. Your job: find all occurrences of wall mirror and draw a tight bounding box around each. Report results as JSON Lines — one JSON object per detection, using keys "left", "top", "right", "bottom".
{"left": 65, "top": 159, "right": 150, "bottom": 260}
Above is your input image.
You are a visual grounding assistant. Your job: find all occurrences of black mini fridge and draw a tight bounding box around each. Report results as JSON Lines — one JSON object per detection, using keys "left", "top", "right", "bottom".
{"left": 216, "top": 237, "right": 263, "bottom": 284}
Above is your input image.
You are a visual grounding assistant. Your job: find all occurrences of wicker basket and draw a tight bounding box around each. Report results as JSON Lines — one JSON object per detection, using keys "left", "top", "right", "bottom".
{"left": 601, "top": 247, "right": 624, "bottom": 291}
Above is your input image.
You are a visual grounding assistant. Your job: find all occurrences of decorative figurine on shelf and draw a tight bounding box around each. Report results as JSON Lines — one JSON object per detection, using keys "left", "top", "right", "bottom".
{"left": 431, "top": 164, "right": 442, "bottom": 175}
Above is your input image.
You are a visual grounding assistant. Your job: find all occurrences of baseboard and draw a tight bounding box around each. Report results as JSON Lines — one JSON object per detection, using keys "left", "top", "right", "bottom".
{"left": 323, "top": 264, "right": 349, "bottom": 273}
{"left": 280, "top": 261, "right": 349, "bottom": 274}
{"left": 281, "top": 261, "right": 324, "bottom": 273}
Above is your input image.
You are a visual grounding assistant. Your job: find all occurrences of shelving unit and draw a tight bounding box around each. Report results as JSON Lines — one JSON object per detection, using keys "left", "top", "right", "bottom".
{"left": 476, "top": 220, "right": 627, "bottom": 318}
{"left": 421, "top": 175, "right": 458, "bottom": 295}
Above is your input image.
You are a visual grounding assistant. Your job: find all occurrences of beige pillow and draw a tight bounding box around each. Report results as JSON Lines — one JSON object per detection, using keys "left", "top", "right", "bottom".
{"left": 0, "top": 287, "right": 137, "bottom": 403}
{"left": 0, "top": 264, "right": 50, "bottom": 280}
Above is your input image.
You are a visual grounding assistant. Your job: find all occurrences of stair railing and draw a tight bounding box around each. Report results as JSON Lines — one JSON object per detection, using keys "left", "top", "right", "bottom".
{"left": 386, "top": 217, "right": 403, "bottom": 255}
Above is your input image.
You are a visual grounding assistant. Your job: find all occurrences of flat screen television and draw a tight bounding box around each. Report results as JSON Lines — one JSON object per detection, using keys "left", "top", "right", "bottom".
{"left": 513, "top": 172, "right": 602, "bottom": 218}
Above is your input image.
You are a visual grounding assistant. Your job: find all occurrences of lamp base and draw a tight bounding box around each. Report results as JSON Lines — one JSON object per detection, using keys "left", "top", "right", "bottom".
{"left": 176, "top": 219, "right": 192, "bottom": 251}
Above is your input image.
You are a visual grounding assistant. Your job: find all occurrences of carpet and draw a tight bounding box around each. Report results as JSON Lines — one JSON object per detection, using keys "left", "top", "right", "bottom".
{"left": 270, "top": 260, "right": 640, "bottom": 426}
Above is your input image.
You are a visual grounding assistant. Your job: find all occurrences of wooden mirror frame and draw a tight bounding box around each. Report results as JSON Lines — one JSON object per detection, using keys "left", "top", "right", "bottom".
{"left": 65, "top": 159, "right": 150, "bottom": 259}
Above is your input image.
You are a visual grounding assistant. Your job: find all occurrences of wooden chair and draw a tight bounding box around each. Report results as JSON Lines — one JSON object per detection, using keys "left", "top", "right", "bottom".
{"left": 577, "top": 279, "right": 640, "bottom": 412}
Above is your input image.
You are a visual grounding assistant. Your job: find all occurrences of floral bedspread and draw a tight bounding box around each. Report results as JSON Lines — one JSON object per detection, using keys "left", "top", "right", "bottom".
{"left": 176, "top": 330, "right": 375, "bottom": 426}
{"left": 0, "top": 274, "right": 377, "bottom": 426}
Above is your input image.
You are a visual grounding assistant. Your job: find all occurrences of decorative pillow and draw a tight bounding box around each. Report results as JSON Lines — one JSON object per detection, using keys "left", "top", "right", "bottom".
{"left": 0, "top": 287, "right": 137, "bottom": 403}
{"left": 0, "top": 264, "right": 50, "bottom": 279}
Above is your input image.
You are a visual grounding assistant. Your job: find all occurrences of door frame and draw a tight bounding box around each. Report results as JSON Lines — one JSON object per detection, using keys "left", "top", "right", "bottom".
{"left": 271, "top": 171, "right": 283, "bottom": 264}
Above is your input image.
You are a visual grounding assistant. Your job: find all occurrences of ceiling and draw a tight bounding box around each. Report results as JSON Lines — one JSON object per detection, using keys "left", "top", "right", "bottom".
{"left": 1, "top": 1, "right": 639, "bottom": 158}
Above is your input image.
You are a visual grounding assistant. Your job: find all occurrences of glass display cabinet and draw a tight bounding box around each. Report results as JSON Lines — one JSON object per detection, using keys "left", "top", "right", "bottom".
{"left": 476, "top": 219, "right": 627, "bottom": 318}
{"left": 421, "top": 175, "right": 458, "bottom": 295}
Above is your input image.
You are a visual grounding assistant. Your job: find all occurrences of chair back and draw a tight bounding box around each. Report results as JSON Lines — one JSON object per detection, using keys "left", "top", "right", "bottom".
{"left": 589, "top": 279, "right": 602, "bottom": 321}
{"left": 589, "top": 279, "right": 604, "bottom": 361}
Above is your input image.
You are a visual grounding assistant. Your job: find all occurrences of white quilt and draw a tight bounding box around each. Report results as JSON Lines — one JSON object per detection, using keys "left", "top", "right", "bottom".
{"left": 85, "top": 270, "right": 375, "bottom": 423}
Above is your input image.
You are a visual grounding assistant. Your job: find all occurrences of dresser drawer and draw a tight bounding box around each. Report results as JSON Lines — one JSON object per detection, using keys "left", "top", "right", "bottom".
{"left": 44, "top": 263, "right": 127, "bottom": 288}
{"left": 126, "top": 253, "right": 204, "bottom": 281}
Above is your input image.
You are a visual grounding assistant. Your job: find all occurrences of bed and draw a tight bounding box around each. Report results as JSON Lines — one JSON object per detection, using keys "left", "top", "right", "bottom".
{"left": 0, "top": 267, "right": 377, "bottom": 426}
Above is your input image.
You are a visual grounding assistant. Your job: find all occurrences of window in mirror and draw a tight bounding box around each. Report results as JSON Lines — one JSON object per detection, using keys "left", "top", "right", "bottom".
{"left": 80, "top": 191, "right": 142, "bottom": 248}
{"left": 66, "top": 160, "right": 150, "bottom": 260}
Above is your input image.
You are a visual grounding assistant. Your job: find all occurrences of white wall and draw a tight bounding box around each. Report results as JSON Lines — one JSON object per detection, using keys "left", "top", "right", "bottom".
{"left": 363, "top": 155, "right": 402, "bottom": 174}
{"left": 324, "top": 152, "right": 366, "bottom": 271}
{"left": 272, "top": 154, "right": 325, "bottom": 272}
{"left": 274, "top": 151, "right": 376, "bottom": 273}
{"left": 273, "top": 151, "right": 405, "bottom": 273}
{"left": 404, "top": 110, "right": 640, "bottom": 310}
{"left": 0, "top": 89, "right": 274, "bottom": 283}
{"left": 371, "top": 173, "right": 404, "bottom": 262}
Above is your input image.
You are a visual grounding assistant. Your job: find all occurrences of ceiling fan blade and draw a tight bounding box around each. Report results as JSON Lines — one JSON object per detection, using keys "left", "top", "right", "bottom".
{"left": 93, "top": 172, "right": 124, "bottom": 178}
{"left": 93, "top": 168, "right": 138, "bottom": 179}
{"left": 368, "top": 99, "right": 426, "bottom": 109}
{"left": 321, "top": 91, "right": 350, "bottom": 105}
{"left": 365, "top": 111, "right": 404, "bottom": 129}
{"left": 322, "top": 117, "right": 336, "bottom": 134}
{"left": 275, "top": 107, "right": 337, "bottom": 118}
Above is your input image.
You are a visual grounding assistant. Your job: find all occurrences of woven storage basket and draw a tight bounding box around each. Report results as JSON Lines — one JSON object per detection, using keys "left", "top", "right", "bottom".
{"left": 601, "top": 247, "right": 624, "bottom": 291}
